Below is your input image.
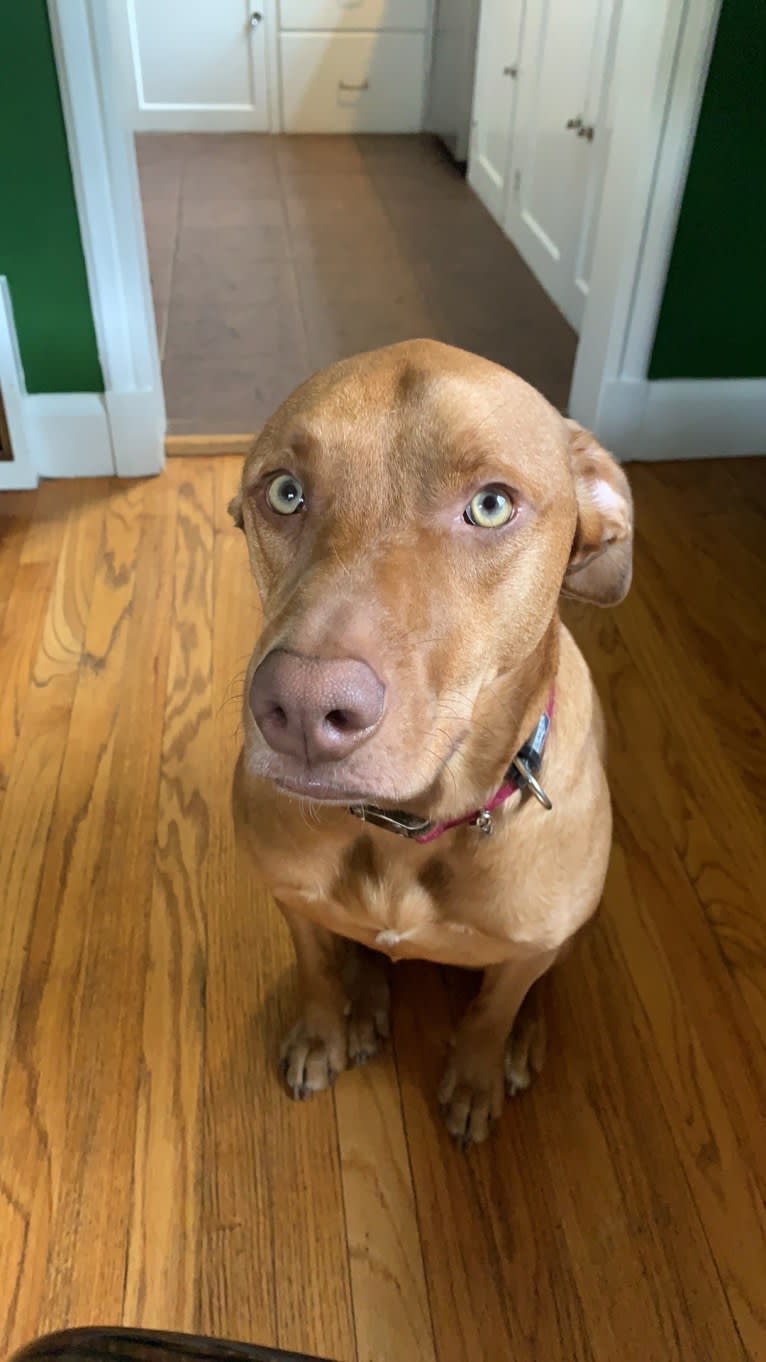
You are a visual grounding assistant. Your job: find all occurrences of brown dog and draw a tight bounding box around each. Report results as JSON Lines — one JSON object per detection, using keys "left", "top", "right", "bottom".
{"left": 230, "top": 339, "right": 632, "bottom": 1146}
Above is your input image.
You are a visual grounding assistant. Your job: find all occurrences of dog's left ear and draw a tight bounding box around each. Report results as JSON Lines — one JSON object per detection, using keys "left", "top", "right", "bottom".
{"left": 228, "top": 491, "right": 244, "bottom": 531}
{"left": 561, "top": 419, "right": 633, "bottom": 607}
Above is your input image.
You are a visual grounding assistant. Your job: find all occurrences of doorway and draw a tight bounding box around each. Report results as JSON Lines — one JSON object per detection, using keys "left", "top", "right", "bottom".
{"left": 137, "top": 130, "right": 577, "bottom": 441}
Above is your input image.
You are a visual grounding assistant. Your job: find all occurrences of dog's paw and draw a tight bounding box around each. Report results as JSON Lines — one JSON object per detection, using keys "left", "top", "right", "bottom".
{"left": 279, "top": 1018, "right": 347, "bottom": 1101}
{"left": 504, "top": 1008, "right": 546, "bottom": 1097}
{"left": 347, "top": 997, "right": 390, "bottom": 1067}
{"left": 438, "top": 1052, "right": 505, "bottom": 1149}
{"left": 343, "top": 945, "right": 391, "bottom": 1067}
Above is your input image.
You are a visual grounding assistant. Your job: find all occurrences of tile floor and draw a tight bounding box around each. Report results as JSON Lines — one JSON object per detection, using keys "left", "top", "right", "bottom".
{"left": 137, "top": 133, "right": 577, "bottom": 435}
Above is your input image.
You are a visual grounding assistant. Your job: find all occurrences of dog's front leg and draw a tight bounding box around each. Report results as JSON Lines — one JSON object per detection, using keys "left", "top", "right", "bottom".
{"left": 277, "top": 906, "right": 391, "bottom": 1099}
{"left": 439, "top": 948, "right": 558, "bottom": 1147}
{"left": 278, "top": 905, "right": 349, "bottom": 1100}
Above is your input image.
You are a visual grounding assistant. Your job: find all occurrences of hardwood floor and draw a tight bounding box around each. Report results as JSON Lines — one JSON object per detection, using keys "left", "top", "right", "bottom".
{"left": 0, "top": 456, "right": 763, "bottom": 1362}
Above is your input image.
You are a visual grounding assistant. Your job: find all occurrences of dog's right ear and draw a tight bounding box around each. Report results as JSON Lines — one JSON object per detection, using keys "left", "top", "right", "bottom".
{"left": 561, "top": 419, "right": 633, "bottom": 607}
{"left": 227, "top": 491, "right": 244, "bottom": 531}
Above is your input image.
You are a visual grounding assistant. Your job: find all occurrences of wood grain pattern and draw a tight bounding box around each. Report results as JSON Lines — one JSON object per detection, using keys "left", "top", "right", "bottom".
{"left": 165, "top": 436, "right": 255, "bottom": 458}
{"left": 0, "top": 456, "right": 763, "bottom": 1362}
{"left": 124, "top": 463, "right": 211, "bottom": 1329}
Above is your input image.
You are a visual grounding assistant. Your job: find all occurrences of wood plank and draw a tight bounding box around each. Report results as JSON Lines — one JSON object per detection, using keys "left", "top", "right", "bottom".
{"left": 0, "top": 483, "right": 107, "bottom": 1355}
{"left": 562, "top": 601, "right": 766, "bottom": 1357}
{"left": 35, "top": 474, "right": 178, "bottom": 1340}
{"left": 627, "top": 474, "right": 764, "bottom": 798}
{"left": 0, "top": 482, "right": 105, "bottom": 1098}
{"left": 166, "top": 435, "right": 254, "bottom": 458}
{"left": 123, "top": 462, "right": 212, "bottom": 1330}
{"left": 0, "top": 562, "right": 55, "bottom": 804}
{"left": 570, "top": 580, "right": 766, "bottom": 1053}
{"left": 200, "top": 462, "right": 276, "bottom": 1346}
{"left": 564, "top": 597, "right": 766, "bottom": 1048}
{"left": 393, "top": 963, "right": 534, "bottom": 1362}
{"left": 0, "top": 490, "right": 37, "bottom": 625}
{"left": 334, "top": 1054, "right": 437, "bottom": 1362}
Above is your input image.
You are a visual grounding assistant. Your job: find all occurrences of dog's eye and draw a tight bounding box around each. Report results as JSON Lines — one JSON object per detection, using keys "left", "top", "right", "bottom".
{"left": 266, "top": 472, "right": 305, "bottom": 515}
{"left": 464, "top": 486, "right": 514, "bottom": 529}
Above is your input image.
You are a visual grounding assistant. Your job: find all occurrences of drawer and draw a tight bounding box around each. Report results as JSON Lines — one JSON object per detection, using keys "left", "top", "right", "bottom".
{"left": 280, "top": 32, "right": 427, "bottom": 133}
{"left": 280, "top": 0, "right": 428, "bottom": 31}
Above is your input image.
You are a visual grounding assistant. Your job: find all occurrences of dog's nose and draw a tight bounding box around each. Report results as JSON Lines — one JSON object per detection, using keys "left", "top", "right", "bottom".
{"left": 249, "top": 649, "right": 385, "bottom": 763}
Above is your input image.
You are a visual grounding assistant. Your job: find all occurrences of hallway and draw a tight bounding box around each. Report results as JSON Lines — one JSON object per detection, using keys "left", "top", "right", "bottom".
{"left": 137, "top": 132, "right": 577, "bottom": 435}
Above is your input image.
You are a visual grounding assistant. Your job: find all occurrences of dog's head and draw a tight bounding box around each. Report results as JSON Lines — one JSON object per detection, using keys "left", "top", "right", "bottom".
{"left": 232, "top": 341, "right": 632, "bottom": 814}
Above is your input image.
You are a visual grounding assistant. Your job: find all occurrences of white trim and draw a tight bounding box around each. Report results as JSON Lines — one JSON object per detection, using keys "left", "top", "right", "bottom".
{"left": 26, "top": 394, "right": 115, "bottom": 479}
{"left": 47, "top": 0, "right": 165, "bottom": 477}
{"left": 621, "top": 0, "right": 722, "bottom": 379}
{"left": 123, "top": 107, "right": 272, "bottom": 134}
{"left": 0, "top": 280, "right": 37, "bottom": 491}
{"left": 265, "top": 0, "right": 281, "bottom": 131}
{"left": 569, "top": 0, "right": 723, "bottom": 450}
{"left": 0, "top": 279, "right": 116, "bottom": 486}
{"left": 597, "top": 378, "right": 766, "bottom": 460}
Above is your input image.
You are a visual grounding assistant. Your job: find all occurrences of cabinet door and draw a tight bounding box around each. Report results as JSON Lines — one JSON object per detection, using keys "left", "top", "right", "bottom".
{"left": 504, "top": 0, "right": 619, "bottom": 331}
{"left": 117, "top": 0, "right": 270, "bottom": 131}
{"left": 571, "top": 0, "right": 621, "bottom": 315}
{"left": 468, "top": 0, "right": 524, "bottom": 224}
{"left": 280, "top": 32, "right": 426, "bottom": 133}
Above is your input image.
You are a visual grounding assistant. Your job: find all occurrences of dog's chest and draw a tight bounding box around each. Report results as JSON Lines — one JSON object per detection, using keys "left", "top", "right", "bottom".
{"left": 287, "top": 831, "right": 516, "bottom": 967}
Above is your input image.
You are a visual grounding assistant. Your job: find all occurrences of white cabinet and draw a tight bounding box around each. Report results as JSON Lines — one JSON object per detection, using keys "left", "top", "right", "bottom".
{"left": 280, "top": 31, "right": 427, "bottom": 132}
{"left": 279, "top": 1, "right": 429, "bottom": 30}
{"left": 467, "top": 0, "right": 523, "bottom": 221}
{"left": 114, "top": 0, "right": 431, "bottom": 135}
{"left": 113, "top": 0, "right": 271, "bottom": 131}
{"left": 469, "top": 0, "right": 622, "bottom": 332}
{"left": 279, "top": 0, "right": 430, "bottom": 134}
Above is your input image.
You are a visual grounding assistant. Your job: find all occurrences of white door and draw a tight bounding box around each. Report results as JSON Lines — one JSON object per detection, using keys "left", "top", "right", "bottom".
{"left": 503, "top": 0, "right": 621, "bottom": 330}
{"left": 113, "top": 0, "right": 271, "bottom": 131}
{"left": 467, "top": 0, "right": 524, "bottom": 223}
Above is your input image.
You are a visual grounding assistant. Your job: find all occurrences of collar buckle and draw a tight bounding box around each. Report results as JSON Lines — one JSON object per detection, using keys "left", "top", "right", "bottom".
{"left": 348, "top": 803, "right": 433, "bottom": 839}
{"left": 510, "top": 755, "right": 553, "bottom": 810}
{"left": 473, "top": 808, "right": 494, "bottom": 836}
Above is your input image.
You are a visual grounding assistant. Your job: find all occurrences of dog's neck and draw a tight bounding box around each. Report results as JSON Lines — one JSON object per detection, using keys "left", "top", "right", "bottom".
{"left": 416, "top": 617, "right": 561, "bottom": 823}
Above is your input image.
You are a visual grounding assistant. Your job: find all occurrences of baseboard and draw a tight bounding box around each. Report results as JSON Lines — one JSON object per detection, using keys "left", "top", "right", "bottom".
{"left": 133, "top": 111, "right": 269, "bottom": 133}
{"left": 0, "top": 279, "right": 37, "bottom": 489}
{"left": 165, "top": 434, "right": 255, "bottom": 457}
{"left": 594, "top": 377, "right": 766, "bottom": 460}
{"left": 24, "top": 393, "right": 114, "bottom": 478}
{"left": 106, "top": 389, "right": 164, "bottom": 475}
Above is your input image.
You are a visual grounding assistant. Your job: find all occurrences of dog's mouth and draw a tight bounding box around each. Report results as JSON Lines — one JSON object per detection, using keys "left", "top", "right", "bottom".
{"left": 250, "top": 726, "right": 470, "bottom": 810}
{"left": 271, "top": 772, "right": 377, "bottom": 804}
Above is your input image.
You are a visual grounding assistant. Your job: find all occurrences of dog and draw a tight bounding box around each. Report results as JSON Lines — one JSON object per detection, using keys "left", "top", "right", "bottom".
{"left": 230, "top": 339, "right": 632, "bottom": 1146}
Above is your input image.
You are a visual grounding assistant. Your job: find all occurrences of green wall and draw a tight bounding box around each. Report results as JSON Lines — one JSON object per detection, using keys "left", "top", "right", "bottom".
{"left": 649, "top": 0, "right": 766, "bottom": 381}
{"left": 0, "top": 1, "right": 102, "bottom": 392}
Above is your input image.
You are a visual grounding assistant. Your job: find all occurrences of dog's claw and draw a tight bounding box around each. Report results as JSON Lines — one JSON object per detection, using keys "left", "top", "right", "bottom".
{"left": 346, "top": 1003, "right": 389, "bottom": 1068}
{"left": 505, "top": 1010, "right": 546, "bottom": 1098}
{"left": 279, "top": 1017, "right": 346, "bottom": 1100}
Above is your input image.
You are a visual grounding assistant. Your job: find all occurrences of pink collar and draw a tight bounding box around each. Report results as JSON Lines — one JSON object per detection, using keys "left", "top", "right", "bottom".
{"left": 349, "top": 690, "right": 555, "bottom": 843}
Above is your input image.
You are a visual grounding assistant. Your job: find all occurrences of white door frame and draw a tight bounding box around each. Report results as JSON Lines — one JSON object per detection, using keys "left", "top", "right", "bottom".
{"left": 570, "top": 0, "right": 719, "bottom": 439}
{"left": 0, "top": 281, "right": 38, "bottom": 490}
{"left": 569, "top": 0, "right": 765, "bottom": 459}
{"left": 48, "top": 0, "right": 165, "bottom": 478}
{"left": 0, "top": 0, "right": 166, "bottom": 487}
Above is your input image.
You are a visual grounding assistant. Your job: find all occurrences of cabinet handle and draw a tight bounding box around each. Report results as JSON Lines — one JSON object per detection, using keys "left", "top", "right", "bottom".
{"left": 565, "top": 116, "right": 583, "bottom": 130}
{"left": 503, "top": 65, "right": 518, "bottom": 78}
{"left": 577, "top": 124, "right": 595, "bottom": 141}
{"left": 338, "top": 80, "right": 369, "bottom": 92}
{"left": 249, "top": 10, "right": 263, "bottom": 27}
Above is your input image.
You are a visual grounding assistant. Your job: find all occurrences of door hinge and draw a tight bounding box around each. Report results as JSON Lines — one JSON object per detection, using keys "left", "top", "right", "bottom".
{"left": 513, "top": 169, "right": 522, "bottom": 195}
